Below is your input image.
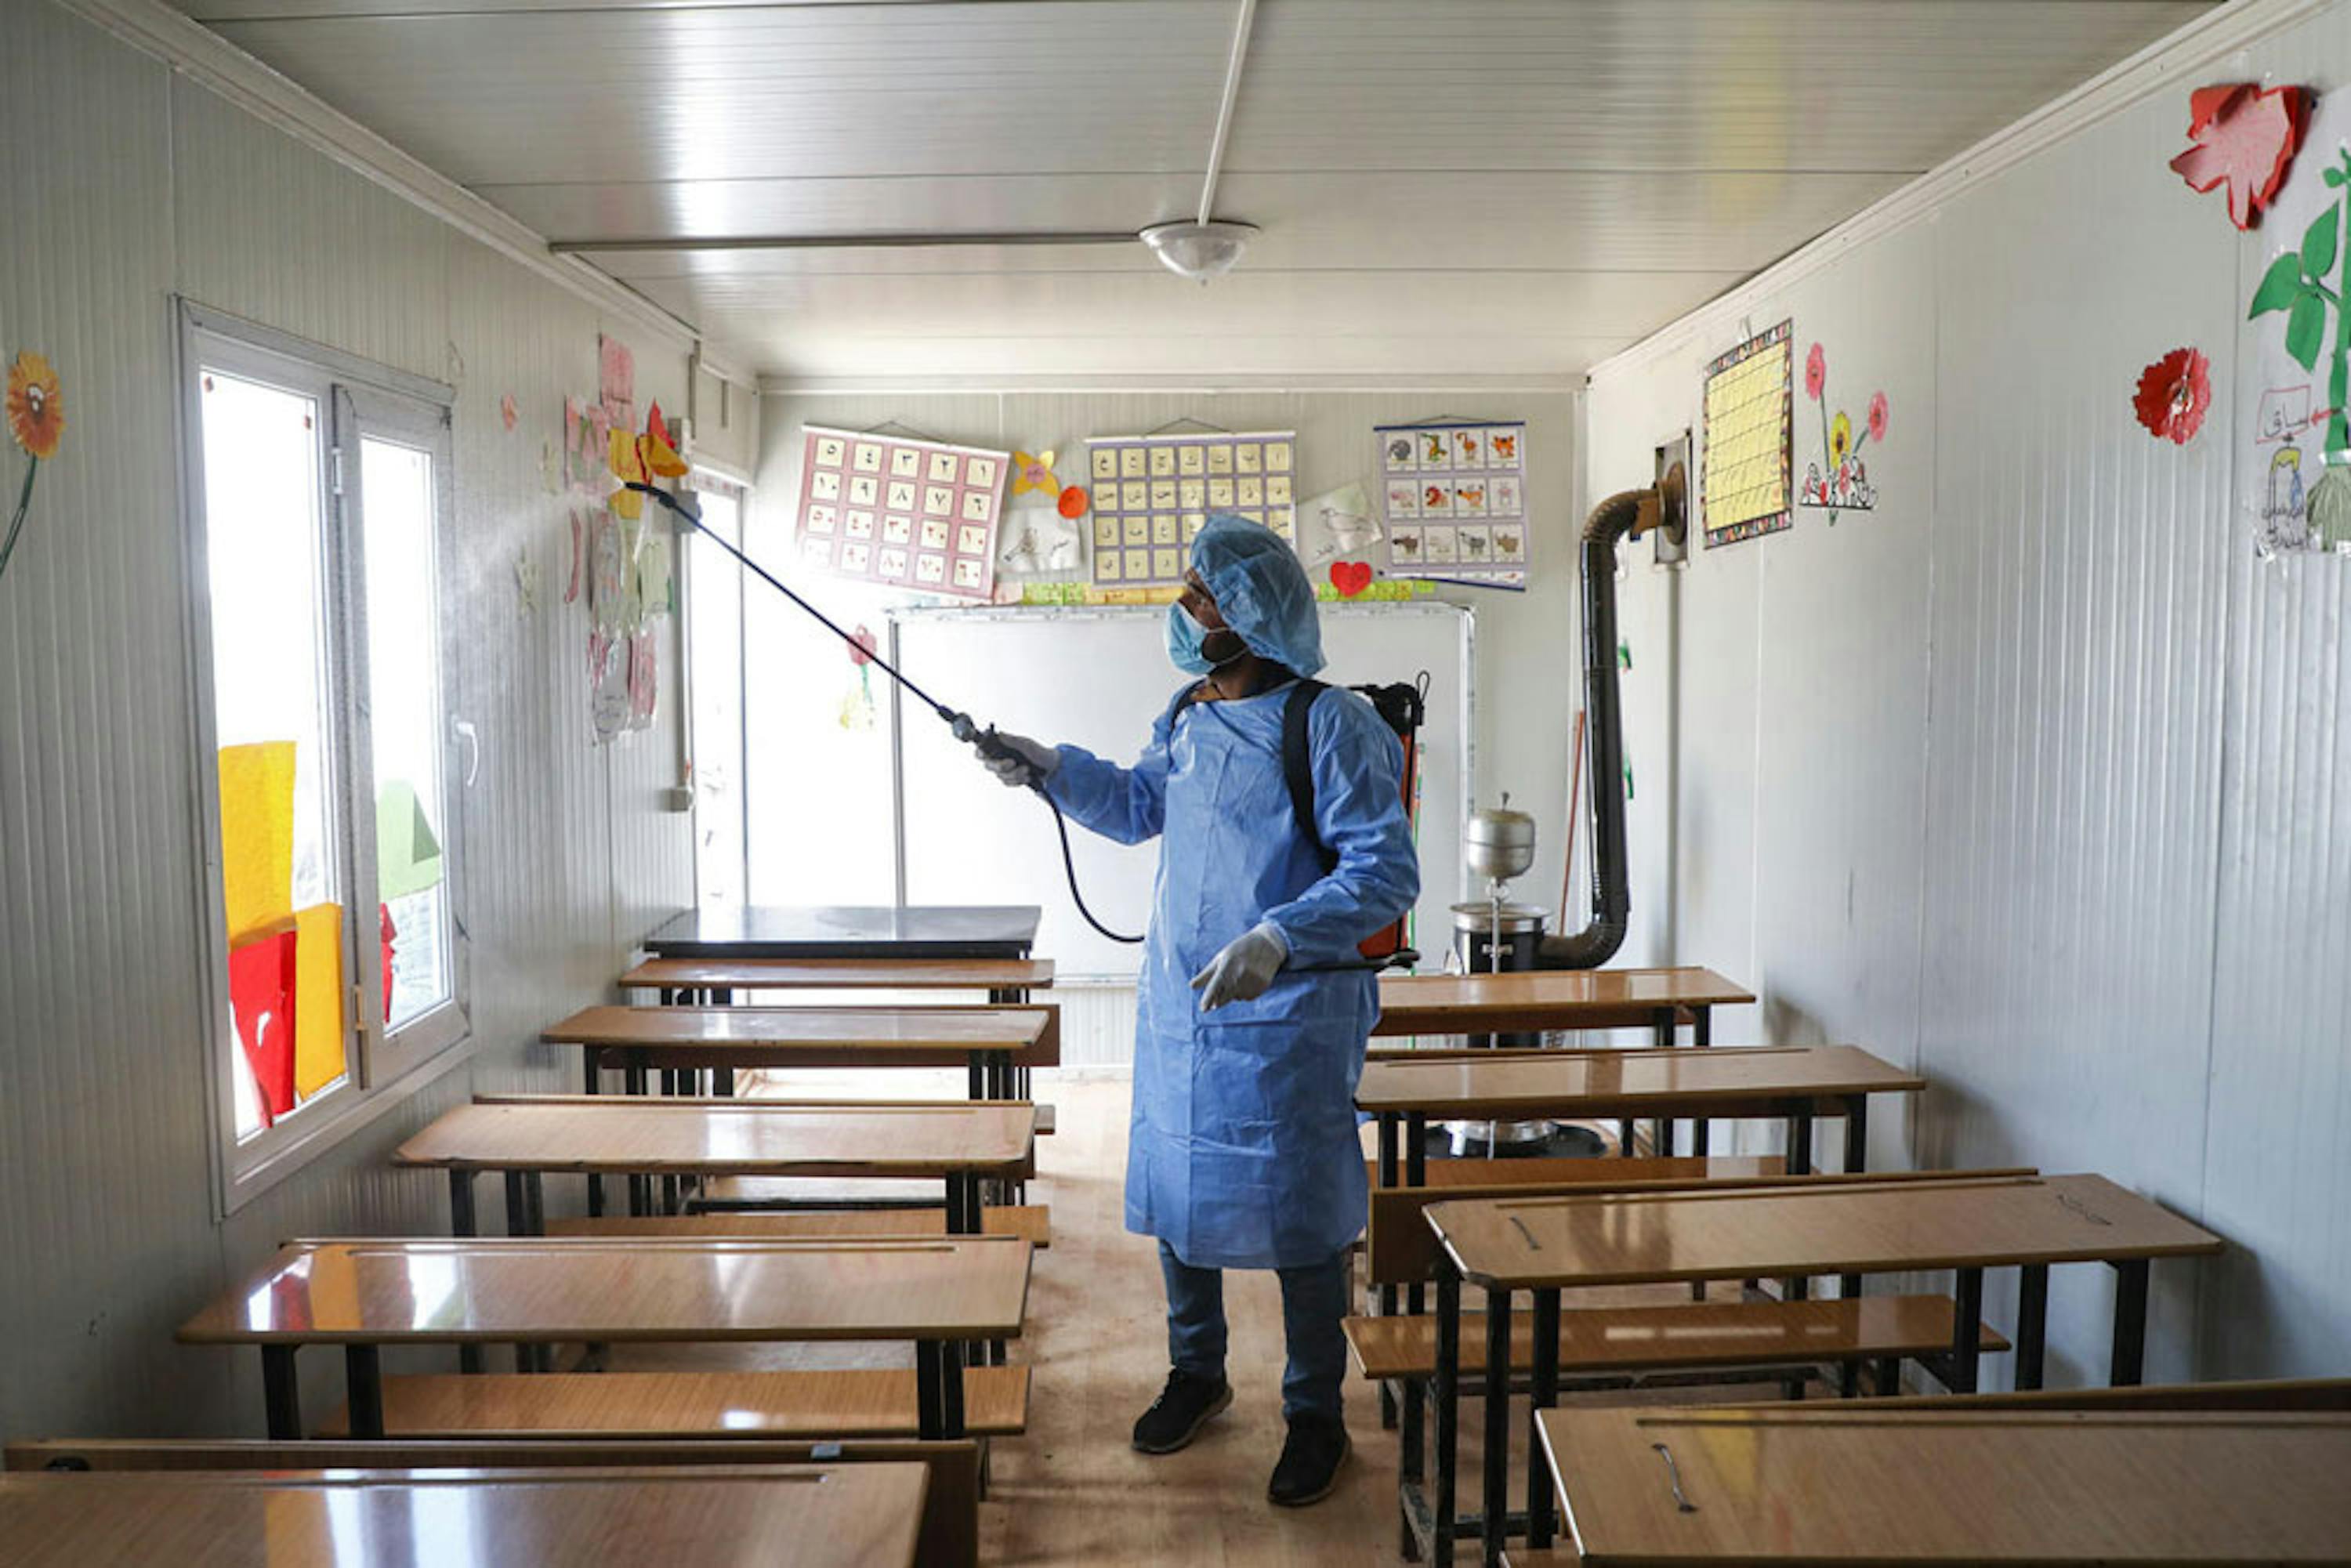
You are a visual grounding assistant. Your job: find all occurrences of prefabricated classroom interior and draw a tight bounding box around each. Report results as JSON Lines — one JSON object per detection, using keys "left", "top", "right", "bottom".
{"left": 2, "top": 0, "right": 2349, "bottom": 1563}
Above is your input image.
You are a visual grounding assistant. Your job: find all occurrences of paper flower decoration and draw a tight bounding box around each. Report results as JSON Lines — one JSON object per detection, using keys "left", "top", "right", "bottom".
{"left": 1867, "top": 390, "right": 1889, "bottom": 444}
{"left": 2, "top": 350, "right": 64, "bottom": 586}
{"left": 1829, "top": 411, "right": 1853, "bottom": 468}
{"left": 1011, "top": 451, "right": 1059, "bottom": 497}
{"left": 2170, "top": 82, "right": 2307, "bottom": 230}
{"left": 2132, "top": 347, "right": 2212, "bottom": 445}
{"left": 500, "top": 393, "right": 518, "bottom": 432}
{"left": 1803, "top": 342, "right": 1827, "bottom": 402}
{"left": 1057, "top": 484, "right": 1089, "bottom": 519}
{"left": 607, "top": 399, "right": 688, "bottom": 519}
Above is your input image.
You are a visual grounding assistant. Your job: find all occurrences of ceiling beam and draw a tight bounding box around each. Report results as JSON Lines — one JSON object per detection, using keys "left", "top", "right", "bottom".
{"left": 550, "top": 230, "right": 1140, "bottom": 254}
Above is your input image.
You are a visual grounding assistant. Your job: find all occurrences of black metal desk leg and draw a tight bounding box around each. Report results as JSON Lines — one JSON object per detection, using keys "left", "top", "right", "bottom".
{"left": 1481, "top": 1289, "right": 1513, "bottom": 1566}
{"left": 345, "top": 1345, "right": 385, "bottom": 1439}
{"left": 581, "top": 1052, "right": 606, "bottom": 1216}
{"left": 523, "top": 1171, "right": 546, "bottom": 1237}
{"left": 1838, "top": 1094, "right": 1867, "bottom": 1296}
{"left": 1782, "top": 1106, "right": 1813, "bottom": 1300}
{"left": 941, "top": 1338, "right": 966, "bottom": 1436}
{"left": 1526, "top": 1288, "right": 1561, "bottom": 1548}
{"left": 1949, "top": 1266, "right": 1983, "bottom": 1393}
{"left": 1377, "top": 1111, "right": 1401, "bottom": 1429}
{"left": 447, "top": 1170, "right": 477, "bottom": 1238}
{"left": 1653, "top": 1008, "right": 1675, "bottom": 1157}
{"left": 2016, "top": 1262, "right": 2049, "bottom": 1390}
{"left": 504, "top": 1171, "right": 529, "bottom": 1237}
{"left": 262, "top": 1345, "right": 301, "bottom": 1439}
{"left": 968, "top": 1054, "right": 985, "bottom": 1101}
{"left": 1691, "top": 1007, "right": 1712, "bottom": 1154}
{"left": 2110, "top": 1258, "right": 2150, "bottom": 1386}
{"left": 916, "top": 1341, "right": 946, "bottom": 1439}
{"left": 1433, "top": 1262, "right": 1462, "bottom": 1568}
{"left": 1405, "top": 1114, "right": 1427, "bottom": 1186}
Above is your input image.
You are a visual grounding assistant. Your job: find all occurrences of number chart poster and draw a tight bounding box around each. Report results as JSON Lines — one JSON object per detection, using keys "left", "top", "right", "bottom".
{"left": 1701, "top": 320, "right": 1795, "bottom": 549}
{"left": 1376, "top": 420, "right": 1529, "bottom": 587}
{"left": 1085, "top": 431, "right": 1298, "bottom": 589}
{"left": 797, "top": 425, "right": 1009, "bottom": 600}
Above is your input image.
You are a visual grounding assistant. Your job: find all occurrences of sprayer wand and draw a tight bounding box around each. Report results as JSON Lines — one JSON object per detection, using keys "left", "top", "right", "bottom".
{"left": 624, "top": 480, "right": 1412, "bottom": 972}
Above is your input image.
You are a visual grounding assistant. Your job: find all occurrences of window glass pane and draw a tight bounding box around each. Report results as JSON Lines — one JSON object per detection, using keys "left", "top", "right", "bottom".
{"left": 360, "top": 436, "right": 451, "bottom": 1032}
{"left": 689, "top": 487, "right": 746, "bottom": 909}
{"left": 198, "top": 368, "right": 345, "bottom": 1139}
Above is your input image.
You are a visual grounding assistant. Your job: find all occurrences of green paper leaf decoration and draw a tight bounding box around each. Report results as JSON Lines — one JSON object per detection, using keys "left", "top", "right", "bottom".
{"left": 2286, "top": 290, "right": 2329, "bottom": 371}
{"left": 2327, "top": 166, "right": 2346, "bottom": 188}
{"left": 2304, "top": 201, "right": 2340, "bottom": 280}
{"left": 2251, "top": 252, "right": 2306, "bottom": 317}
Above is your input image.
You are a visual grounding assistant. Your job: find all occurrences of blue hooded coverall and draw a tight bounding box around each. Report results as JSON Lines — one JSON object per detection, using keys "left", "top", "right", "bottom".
{"left": 1045, "top": 519, "right": 1422, "bottom": 1280}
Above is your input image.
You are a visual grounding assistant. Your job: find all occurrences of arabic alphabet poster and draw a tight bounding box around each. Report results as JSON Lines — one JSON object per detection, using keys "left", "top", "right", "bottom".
{"left": 1083, "top": 429, "right": 1299, "bottom": 592}
{"left": 795, "top": 424, "right": 1010, "bottom": 601}
{"left": 1701, "top": 319, "right": 1795, "bottom": 549}
{"left": 2241, "top": 88, "right": 2351, "bottom": 557}
{"left": 1376, "top": 419, "right": 1528, "bottom": 588}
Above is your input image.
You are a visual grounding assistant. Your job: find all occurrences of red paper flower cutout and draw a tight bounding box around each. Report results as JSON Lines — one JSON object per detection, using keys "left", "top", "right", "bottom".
{"left": 2170, "top": 82, "right": 2307, "bottom": 230}
{"left": 1803, "top": 342, "right": 1827, "bottom": 401}
{"left": 1057, "top": 484, "right": 1089, "bottom": 519}
{"left": 849, "top": 624, "right": 876, "bottom": 668}
{"left": 1866, "top": 390, "right": 1889, "bottom": 444}
{"left": 2132, "top": 348, "right": 2212, "bottom": 445}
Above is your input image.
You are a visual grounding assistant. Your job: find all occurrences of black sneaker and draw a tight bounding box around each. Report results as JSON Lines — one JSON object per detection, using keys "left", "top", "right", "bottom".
{"left": 1130, "top": 1368, "right": 1233, "bottom": 1454}
{"left": 1267, "top": 1414, "right": 1350, "bottom": 1506}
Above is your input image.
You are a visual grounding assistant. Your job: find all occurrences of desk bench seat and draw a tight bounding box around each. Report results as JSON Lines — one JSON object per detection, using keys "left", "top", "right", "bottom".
{"left": 1344, "top": 1294, "right": 2008, "bottom": 1382}
{"left": 318, "top": 1365, "right": 1031, "bottom": 1440}
{"left": 1370, "top": 1153, "right": 1783, "bottom": 1190}
{"left": 549, "top": 1205, "right": 1051, "bottom": 1248}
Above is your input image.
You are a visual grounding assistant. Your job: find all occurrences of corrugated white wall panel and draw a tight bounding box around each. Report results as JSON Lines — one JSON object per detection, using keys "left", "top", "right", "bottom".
{"left": 0, "top": 0, "right": 232, "bottom": 1436}
{"left": 1586, "top": 0, "right": 2351, "bottom": 1386}
{"left": 0, "top": 0, "right": 692, "bottom": 1441}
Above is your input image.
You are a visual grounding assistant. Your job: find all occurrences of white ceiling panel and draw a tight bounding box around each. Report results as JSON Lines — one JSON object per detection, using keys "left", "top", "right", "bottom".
{"left": 1232, "top": 1, "right": 2214, "bottom": 173}
{"left": 208, "top": 2, "right": 1236, "bottom": 183}
{"left": 171, "top": 0, "right": 2219, "bottom": 377}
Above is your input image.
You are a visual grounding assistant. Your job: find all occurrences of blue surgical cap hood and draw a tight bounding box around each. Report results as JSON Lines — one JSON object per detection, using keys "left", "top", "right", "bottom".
{"left": 1190, "top": 512, "right": 1325, "bottom": 676}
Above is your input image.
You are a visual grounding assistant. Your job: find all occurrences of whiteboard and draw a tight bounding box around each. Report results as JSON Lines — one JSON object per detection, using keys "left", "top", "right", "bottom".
{"left": 889, "top": 603, "right": 1473, "bottom": 978}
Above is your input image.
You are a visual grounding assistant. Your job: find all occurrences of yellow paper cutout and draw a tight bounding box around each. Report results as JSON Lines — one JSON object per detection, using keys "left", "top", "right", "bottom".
{"left": 1011, "top": 450, "right": 1059, "bottom": 497}
{"left": 293, "top": 901, "right": 347, "bottom": 1099}
{"left": 219, "top": 741, "right": 296, "bottom": 947}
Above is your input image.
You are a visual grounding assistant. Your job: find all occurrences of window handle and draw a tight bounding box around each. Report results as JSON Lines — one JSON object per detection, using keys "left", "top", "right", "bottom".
{"left": 453, "top": 719, "right": 480, "bottom": 788}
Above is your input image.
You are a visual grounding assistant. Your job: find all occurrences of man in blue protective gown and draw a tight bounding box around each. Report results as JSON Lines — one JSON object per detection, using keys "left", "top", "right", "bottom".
{"left": 978, "top": 514, "right": 1420, "bottom": 1506}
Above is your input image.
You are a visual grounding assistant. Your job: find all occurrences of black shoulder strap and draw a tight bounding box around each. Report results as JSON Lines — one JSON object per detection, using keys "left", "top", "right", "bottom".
{"left": 1282, "top": 679, "right": 1332, "bottom": 867}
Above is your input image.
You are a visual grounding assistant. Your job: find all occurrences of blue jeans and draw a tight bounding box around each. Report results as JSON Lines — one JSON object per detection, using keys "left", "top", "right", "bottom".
{"left": 1158, "top": 1240, "right": 1350, "bottom": 1423}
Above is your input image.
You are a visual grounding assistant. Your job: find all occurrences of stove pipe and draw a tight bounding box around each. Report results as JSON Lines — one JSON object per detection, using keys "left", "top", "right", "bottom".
{"left": 1537, "top": 463, "right": 1686, "bottom": 970}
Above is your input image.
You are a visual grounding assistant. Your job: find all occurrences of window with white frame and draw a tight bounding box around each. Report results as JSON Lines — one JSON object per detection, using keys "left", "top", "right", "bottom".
{"left": 686, "top": 471, "right": 748, "bottom": 909}
{"left": 182, "top": 306, "right": 469, "bottom": 1203}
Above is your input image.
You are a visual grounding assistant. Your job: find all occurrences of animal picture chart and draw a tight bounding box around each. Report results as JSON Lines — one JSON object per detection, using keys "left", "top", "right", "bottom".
{"left": 1085, "top": 429, "right": 1299, "bottom": 589}
{"left": 796, "top": 425, "right": 1010, "bottom": 600}
{"left": 1376, "top": 418, "right": 1530, "bottom": 586}
{"left": 1701, "top": 319, "right": 1795, "bottom": 548}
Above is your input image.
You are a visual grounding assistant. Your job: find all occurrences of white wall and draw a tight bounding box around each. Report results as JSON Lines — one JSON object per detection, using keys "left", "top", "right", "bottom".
{"left": 747, "top": 389, "right": 1583, "bottom": 1060}
{"left": 0, "top": 0, "right": 694, "bottom": 1439}
{"left": 1586, "top": 0, "right": 2351, "bottom": 1385}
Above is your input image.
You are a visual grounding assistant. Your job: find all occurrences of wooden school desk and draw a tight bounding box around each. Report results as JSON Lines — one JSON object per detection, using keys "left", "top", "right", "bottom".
{"left": 1371, "top": 967, "right": 1754, "bottom": 1043}
{"left": 399, "top": 1096, "right": 1036, "bottom": 1234}
{"left": 0, "top": 1462, "right": 930, "bottom": 1568}
{"left": 545, "top": 1005, "right": 1056, "bottom": 1105}
{"left": 621, "top": 956, "right": 1056, "bottom": 1003}
{"left": 176, "top": 1234, "right": 1031, "bottom": 1441}
{"left": 1425, "top": 1174, "right": 2226, "bottom": 1565}
{"left": 1371, "top": 966, "right": 1755, "bottom": 1156}
{"left": 1357, "top": 1044, "right": 1922, "bottom": 1185}
{"left": 641, "top": 905, "right": 1040, "bottom": 961}
{"left": 1528, "top": 1406, "right": 2351, "bottom": 1566}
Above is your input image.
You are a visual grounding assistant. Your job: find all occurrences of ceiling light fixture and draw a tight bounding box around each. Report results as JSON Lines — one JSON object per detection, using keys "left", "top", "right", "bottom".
{"left": 1138, "top": 219, "right": 1259, "bottom": 283}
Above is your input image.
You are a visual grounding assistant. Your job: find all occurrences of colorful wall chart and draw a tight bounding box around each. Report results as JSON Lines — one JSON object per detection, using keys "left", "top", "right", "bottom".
{"left": 797, "top": 425, "right": 1009, "bottom": 600}
{"left": 1701, "top": 320, "right": 1795, "bottom": 548}
{"left": 1376, "top": 419, "right": 1529, "bottom": 587}
{"left": 1085, "top": 429, "right": 1298, "bottom": 590}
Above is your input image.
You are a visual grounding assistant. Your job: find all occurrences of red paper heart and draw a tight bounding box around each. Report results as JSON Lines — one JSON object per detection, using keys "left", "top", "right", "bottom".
{"left": 1329, "top": 561, "right": 1374, "bottom": 598}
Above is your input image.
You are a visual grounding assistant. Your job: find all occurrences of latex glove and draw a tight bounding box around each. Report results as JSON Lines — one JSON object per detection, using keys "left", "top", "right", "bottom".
{"left": 980, "top": 731, "right": 1059, "bottom": 789}
{"left": 1190, "top": 922, "right": 1290, "bottom": 1012}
